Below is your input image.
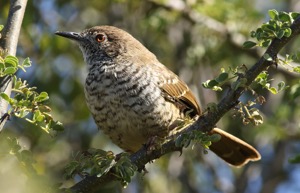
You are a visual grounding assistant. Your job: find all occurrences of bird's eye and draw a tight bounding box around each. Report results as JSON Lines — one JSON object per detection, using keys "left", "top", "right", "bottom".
{"left": 95, "top": 34, "right": 106, "bottom": 43}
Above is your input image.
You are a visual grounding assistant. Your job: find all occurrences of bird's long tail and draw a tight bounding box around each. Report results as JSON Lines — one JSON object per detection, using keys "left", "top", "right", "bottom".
{"left": 209, "top": 128, "right": 261, "bottom": 166}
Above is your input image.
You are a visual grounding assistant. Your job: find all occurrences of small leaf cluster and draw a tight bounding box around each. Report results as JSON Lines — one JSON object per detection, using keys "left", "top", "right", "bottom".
{"left": 175, "top": 130, "right": 221, "bottom": 151}
{"left": 0, "top": 56, "right": 31, "bottom": 76}
{"left": 277, "top": 53, "right": 300, "bottom": 74}
{"left": 255, "top": 71, "right": 287, "bottom": 94}
{"left": 202, "top": 67, "right": 285, "bottom": 126}
{"left": 64, "top": 149, "right": 116, "bottom": 179}
{"left": 202, "top": 72, "right": 229, "bottom": 91}
{"left": 112, "top": 154, "right": 138, "bottom": 187}
{"left": 203, "top": 67, "right": 287, "bottom": 126}
{"left": 202, "top": 66, "right": 249, "bottom": 91}
{"left": 202, "top": 68, "right": 238, "bottom": 91}
{"left": 173, "top": 114, "right": 221, "bottom": 151}
{"left": 0, "top": 55, "right": 63, "bottom": 133}
{"left": 234, "top": 100, "right": 264, "bottom": 126}
{"left": 64, "top": 149, "right": 137, "bottom": 187}
{"left": 243, "top": 10, "right": 299, "bottom": 48}
{"left": 229, "top": 69, "right": 286, "bottom": 125}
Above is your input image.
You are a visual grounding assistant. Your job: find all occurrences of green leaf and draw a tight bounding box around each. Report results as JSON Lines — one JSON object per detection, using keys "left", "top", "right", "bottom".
{"left": 0, "top": 25, "right": 4, "bottom": 31}
{"left": 4, "top": 55, "right": 18, "bottom": 67}
{"left": 51, "top": 121, "right": 64, "bottom": 131}
{"left": 263, "top": 53, "right": 273, "bottom": 61}
{"left": 202, "top": 79, "right": 218, "bottom": 88}
{"left": 261, "top": 24, "right": 275, "bottom": 32}
{"left": 33, "top": 110, "right": 45, "bottom": 122}
{"left": 37, "top": 115, "right": 45, "bottom": 122}
{"left": 215, "top": 72, "right": 229, "bottom": 83}
{"left": 250, "top": 31, "right": 256, "bottom": 38}
{"left": 276, "top": 30, "right": 285, "bottom": 39}
{"left": 212, "top": 86, "right": 222, "bottom": 91}
{"left": 284, "top": 28, "right": 292, "bottom": 37}
{"left": 35, "top": 92, "right": 49, "bottom": 102}
{"left": 0, "top": 92, "right": 10, "bottom": 102}
{"left": 262, "top": 39, "right": 272, "bottom": 47}
{"left": 291, "top": 12, "right": 300, "bottom": 19}
{"left": 14, "top": 109, "right": 30, "bottom": 118}
{"left": 0, "top": 59, "right": 4, "bottom": 68}
{"left": 4, "top": 67, "right": 17, "bottom": 75}
{"left": 243, "top": 41, "right": 257, "bottom": 48}
{"left": 277, "top": 81, "right": 286, "bottom": 92}
{"left": 268, "top": 87, "right": 277, "bottom": 94}
{"left": 22, "top": 57, "right": 32, "bottom": 68}
{"left": 207, "top": 80, "right": 219, "bottom": 87}
{"left": 268, "top": 9, "right": 278, "bottom": 19}
{"left": 278, "top": 11, "right": 293, "bottom": 23}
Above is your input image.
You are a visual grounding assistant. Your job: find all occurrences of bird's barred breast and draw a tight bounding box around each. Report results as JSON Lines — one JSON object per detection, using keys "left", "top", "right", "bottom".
{"left": 84, "top": 62, "right": 181, "bottom": 152}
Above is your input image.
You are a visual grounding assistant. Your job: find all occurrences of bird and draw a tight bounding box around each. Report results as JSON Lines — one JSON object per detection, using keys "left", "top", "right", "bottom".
{"left": 55, "top": 25, "right": 261, "bottom": 166}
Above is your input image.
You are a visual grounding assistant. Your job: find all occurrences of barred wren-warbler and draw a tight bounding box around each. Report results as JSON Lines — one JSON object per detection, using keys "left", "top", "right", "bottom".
{"left": 55, "top": 26, "right": 260, "bottom": 166}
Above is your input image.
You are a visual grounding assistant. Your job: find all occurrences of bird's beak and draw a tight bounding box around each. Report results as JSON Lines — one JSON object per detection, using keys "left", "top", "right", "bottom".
{"left": 55, "top": 31, "right": 83, "bottom": 42}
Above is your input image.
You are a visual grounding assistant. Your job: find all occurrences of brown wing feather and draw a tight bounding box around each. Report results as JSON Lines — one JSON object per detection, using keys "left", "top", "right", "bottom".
{"left": 159, "top": 68, "right": 201, "bottom": 116}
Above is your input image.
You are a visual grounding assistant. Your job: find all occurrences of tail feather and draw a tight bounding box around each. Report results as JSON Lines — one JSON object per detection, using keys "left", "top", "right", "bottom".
{"left": 209, "top": 128, "right": 261, "bottom": 167}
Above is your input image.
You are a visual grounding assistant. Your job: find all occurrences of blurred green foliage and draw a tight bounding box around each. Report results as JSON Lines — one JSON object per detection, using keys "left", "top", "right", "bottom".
{"left": 0, "top": 55, "right": 63, "bottom": 135}
{"left": 1, "top": 0, "right": 300, "bottom": 193}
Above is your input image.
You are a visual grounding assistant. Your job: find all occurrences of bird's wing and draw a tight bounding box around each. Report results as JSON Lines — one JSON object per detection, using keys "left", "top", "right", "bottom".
{"left": 155, "top": 64, "right": 201, "bottom": 116}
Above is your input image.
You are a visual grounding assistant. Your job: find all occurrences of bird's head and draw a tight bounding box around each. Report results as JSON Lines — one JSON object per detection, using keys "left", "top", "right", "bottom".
{"left": 55, "top": 26, "right": 156, "bottom": 67}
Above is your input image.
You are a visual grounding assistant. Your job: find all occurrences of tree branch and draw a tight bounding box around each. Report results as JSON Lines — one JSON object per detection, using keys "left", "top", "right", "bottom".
{"left": 66, "top": 13, "right": 300, "bottom": 193}
{"left": 0, "top": 0, "right": 28, "bottom": 132}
